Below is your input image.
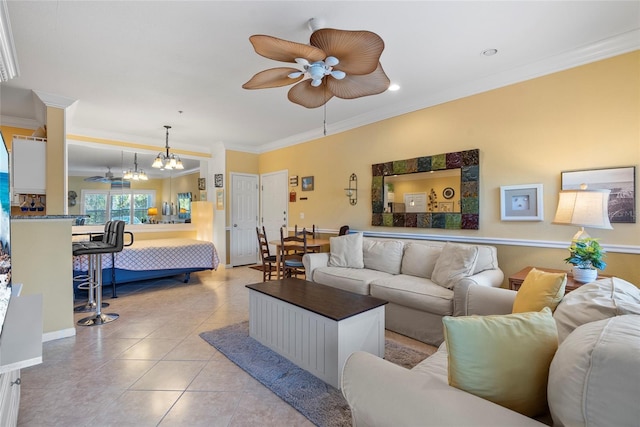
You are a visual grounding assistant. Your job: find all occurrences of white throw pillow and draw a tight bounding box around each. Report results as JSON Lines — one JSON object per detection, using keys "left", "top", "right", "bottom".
{"left": 553, "top": 277, "right": 640, "bottom": 343}
{"left": 548, "top": 315, "right": 640, "bottom": 427}
{"left": 400, "top": 243, "right": 442, "bottom": 278}
{"left": 328, "top": 232, "right": 364, "bottom": 268}
{"left": 362, "top": 239, "right": 404, "bottom": 275}
{"left": 431, "top": 242, "right": 479, "bottom": 289}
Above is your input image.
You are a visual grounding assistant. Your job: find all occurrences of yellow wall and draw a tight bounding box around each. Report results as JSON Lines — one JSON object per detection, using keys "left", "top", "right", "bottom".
{"left": 259, "top": 51, "right": 640, "bottom": 285}
{"left": 0, "top": 126, "right": 33, "bottom": 149}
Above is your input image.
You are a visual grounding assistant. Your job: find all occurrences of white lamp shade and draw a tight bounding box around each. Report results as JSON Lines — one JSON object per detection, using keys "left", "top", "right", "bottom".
{"left": 553, "top": 189, "right": 613, "bottom": 229}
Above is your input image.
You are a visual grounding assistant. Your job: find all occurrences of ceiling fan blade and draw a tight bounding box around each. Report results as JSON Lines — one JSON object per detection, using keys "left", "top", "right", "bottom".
{"left": 287, "top": 80, "right": 334, "bottom": 108}
{"left": 249, "top": 35, "right": 326, "bottom": 63}
{"left": 310, "top": 29, "right": 384, "bottom": 76}
{"left": 84, "top": 176, "right": 105, "bottom": 182}
{"left": 242, "top": 67, "right": 304, "bottom": 89}
{"left": 326, "top": 63, "right": 390, "bottom": 99}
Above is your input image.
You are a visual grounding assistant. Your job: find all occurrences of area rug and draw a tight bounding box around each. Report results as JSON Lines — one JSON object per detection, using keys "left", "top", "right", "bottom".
{"left": 200, "top": 321, "right": 430, "bottom": 427}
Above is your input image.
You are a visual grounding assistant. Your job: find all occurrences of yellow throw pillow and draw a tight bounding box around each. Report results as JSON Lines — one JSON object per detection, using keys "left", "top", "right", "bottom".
{"left": 512, "top": 268, "right": 567, "bottom": 313}
{"left": 443, "top": 307, "right": 558, "bottom": 417}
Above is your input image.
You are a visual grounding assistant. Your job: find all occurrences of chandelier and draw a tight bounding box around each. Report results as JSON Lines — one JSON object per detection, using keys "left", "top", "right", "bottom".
{"left": 123, "top": 153, "right": 148, "bottom": 181}
{"left": 152, "top": 125, "right": 184, "bottom": 170}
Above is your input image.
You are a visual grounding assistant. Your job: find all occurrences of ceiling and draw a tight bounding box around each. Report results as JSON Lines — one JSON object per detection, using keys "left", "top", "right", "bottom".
{"left": 1, "top": 1, "right": 639, "bottom": 174}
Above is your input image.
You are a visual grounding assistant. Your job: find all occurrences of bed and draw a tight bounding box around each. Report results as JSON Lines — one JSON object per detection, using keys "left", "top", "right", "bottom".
{"left": 73, "top": 238, "right": 220, "bottom": 297}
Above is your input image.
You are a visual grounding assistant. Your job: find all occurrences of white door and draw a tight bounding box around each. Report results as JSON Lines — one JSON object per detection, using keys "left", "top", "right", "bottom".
{"left": 261, "top": 170, "right": 288, "bottom": 252}
{"left": 230, "top": 173, "right": 259, "bottom": 266}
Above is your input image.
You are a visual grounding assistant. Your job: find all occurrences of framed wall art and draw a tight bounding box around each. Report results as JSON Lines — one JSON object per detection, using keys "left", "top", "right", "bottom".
{"left": 301, "top": 176, "right": 314, "bottom": 191}
{"left": 214, "top": 174, "right": 224, "bottom": 188}
{"left": 561, "top": 166, "right": 636, "bottom": 223}
{"left": 500, "top": 184, "right": 544, "bottom": 221}
{"left": 198, "top": 178, "right": 206, "bottom": 190}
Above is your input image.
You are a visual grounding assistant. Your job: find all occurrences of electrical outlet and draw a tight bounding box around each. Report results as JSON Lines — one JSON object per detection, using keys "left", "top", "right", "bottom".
{"left": 300, "top": 212, "right": 304, "bottom": 219}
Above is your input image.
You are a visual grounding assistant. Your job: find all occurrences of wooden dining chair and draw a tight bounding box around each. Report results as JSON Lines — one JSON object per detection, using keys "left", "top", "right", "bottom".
{"left": 280, "top": 227, "right": 307, "bottom": 278}
{"left": 295, "top": 224, "right": 319, "bottom": 252}
{"left": 256, "top": 226, "right": 277, "bottom": 281}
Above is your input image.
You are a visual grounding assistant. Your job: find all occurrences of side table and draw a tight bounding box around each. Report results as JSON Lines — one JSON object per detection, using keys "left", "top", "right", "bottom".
{"left": 509, "top": 266, "right": 611, "bottom": 294}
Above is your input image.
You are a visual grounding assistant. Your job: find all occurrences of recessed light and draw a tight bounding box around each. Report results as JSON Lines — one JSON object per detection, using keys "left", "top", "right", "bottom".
{"left": 482, "top": 48, "right": 498, "bottom": 56}
{"left": 388, "top": 83, "right": 400, "bottom": 91}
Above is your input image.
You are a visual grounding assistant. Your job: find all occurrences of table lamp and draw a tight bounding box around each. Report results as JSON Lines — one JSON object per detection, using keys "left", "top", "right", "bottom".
{"left": 147, "top": 207, "right": 158, "bottom": 224}
{"left": 552, "top": 185, "right": 612, "bottom": 240}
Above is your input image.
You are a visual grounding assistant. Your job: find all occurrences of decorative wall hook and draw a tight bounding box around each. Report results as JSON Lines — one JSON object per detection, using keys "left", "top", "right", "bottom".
{"left": 345, "top": 173, "right": 358, "bottom": 205}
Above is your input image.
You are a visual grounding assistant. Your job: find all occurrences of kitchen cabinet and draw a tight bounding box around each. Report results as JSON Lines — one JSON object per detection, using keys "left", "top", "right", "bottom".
{"left": 11, "top": 136, "right": 46, "bottom": 196}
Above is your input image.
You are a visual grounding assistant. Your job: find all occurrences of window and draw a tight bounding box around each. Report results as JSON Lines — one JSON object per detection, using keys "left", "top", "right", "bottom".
{"left": 81, "top": 190, "right": 155, "bottom": 224}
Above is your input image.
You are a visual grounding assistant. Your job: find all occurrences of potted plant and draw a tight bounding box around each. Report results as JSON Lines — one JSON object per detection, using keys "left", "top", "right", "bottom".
{"left": 564, "top": 238, "right": 607, "bottom": 283}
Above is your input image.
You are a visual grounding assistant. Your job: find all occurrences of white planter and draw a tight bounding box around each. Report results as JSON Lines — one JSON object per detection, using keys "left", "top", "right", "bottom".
{"left": 572, "top": 266, "right": 598, "bottom": 284}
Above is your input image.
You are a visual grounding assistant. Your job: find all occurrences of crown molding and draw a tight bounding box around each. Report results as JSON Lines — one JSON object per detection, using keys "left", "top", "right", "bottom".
{"left": 0, "top": 0, "right": 19, "bottom": 82}
{"left": 257, "top": 29, "right": 640, "bottom": 154}
{"left": 32, "top": 90, "right": 77, "bottom": 109}
{"left": 0, "top": 115, "right": 38, "bottom": 129}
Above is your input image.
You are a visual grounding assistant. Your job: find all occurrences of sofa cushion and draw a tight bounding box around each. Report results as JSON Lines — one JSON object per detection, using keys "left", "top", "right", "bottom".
{"left": 312, "top": 266, "right": 393, "bottom": 295}
{"left": 548, "top": 315, "right": 640, "bottom": 427}
{"left": 553, "top": 277, "right": 640, "bottom": 343}
{"left": 472, "top": 245, "right": 499, "bottom": 275}
{"left": 328, "top": 232, "right": 364, "bottom": 268}
{"left": 370, "top": 275, "right": 454, "bottom": 316}
{"left": 443, "top": 307, "right": 558, "bottom": 417}
{"left": 431, "top": 242, "right": 479, "bottom": 289}
{"left": 362, "top": 239, "right": 404, "bottom": 275}
{"left": 400, "top": 243, "right": 442, "bottom": 279}
{"left": 512, "top": 268, "right": 567, "bottom": 313}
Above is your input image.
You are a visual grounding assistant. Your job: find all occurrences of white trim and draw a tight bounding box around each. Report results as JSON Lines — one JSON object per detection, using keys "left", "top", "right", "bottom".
{"left": 32, "top": 90, "right": 77, "bottom": 109}
{"left": 42, "top": 328, "right": 75, "bottom": 342}
{"left": 355, "top": 230, "right": 640, "bottom": 255}
{"left": 0, "top": 356, "right": 41, "bottom": 373}
{"left": 0, "top": 115, "right": 39, "bottom": 129}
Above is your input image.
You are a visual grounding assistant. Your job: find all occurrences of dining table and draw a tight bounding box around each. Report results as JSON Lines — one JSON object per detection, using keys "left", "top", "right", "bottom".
{"left": 269, "top": 237, "right": 331, "bottom": 279}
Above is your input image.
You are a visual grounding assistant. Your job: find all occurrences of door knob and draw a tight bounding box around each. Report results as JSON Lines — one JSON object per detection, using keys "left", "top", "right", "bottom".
{"left": 233, "top": 224, "right": 237, "bottom": 227}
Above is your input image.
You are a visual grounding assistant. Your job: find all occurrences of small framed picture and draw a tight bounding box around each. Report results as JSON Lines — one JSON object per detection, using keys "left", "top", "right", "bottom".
{"left": 500, "top": 184, "right": 544, "bottom": 221}
{"left": 198, "top": 178, "right": 206, "bottom": 190}
{"left": 216, "top": 189, "right": 224, "bottom": 210}
{"left": 301, "top": 176, "right": 314, "bottom": 191}
{"left": 289, "top": 175, "right": 298, "bottom": 186}
{"left": 214, "top": 174, "right": 224, "bottom": 188}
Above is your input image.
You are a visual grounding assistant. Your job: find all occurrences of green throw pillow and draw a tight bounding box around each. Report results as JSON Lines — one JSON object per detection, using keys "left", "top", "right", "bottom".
{"left": 443, "top": 307, "right": 558, "bottom": 417}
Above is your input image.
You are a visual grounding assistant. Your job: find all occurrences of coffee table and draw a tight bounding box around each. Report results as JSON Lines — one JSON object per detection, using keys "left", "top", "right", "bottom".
{"left": 246, "top": 278, "right": 387, "bottom": 389}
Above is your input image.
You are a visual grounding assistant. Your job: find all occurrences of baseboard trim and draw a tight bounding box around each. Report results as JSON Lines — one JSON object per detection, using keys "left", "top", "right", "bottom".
{"left": 42, "top": 328, "right": 76, "bottom": 343}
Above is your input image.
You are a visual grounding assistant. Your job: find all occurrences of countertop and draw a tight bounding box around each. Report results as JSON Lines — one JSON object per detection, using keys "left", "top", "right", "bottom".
{"left": 11, "top": 215, "right": 86, "bottom": 220}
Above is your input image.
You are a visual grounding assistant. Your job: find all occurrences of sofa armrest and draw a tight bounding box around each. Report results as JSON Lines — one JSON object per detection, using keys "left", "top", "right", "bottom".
{"left": 302, "top": 252, "right": 330, "bottom": 282}
{"left": 453, "top": 283, "right": 517, "bottom": 316}
{"left": 342, "top": 351, "right": 543, "bottom": 427}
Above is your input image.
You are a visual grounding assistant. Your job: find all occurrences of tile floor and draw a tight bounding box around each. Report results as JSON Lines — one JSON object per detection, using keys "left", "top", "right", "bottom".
{"left": 18, "top": 266, "right": 436, "bottom": 426}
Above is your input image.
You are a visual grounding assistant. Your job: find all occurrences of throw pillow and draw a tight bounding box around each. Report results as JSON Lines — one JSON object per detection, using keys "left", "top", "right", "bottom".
{"left": 328, "top": 232, "right": 364, "bottom": 269}
{"left": 443, "top": 307, "right": 558, "bottom": 417}
{"left": 512, "top": 268, "right": 567, "bottom": 313}
{"left": 431, "top": 242, "right": 479, "bottom": 289}
{"left": 548, "top": 315, "right": 640, "bottom": 427}
{"left": 400, "top": 243, "right": 442, "bottom": 278}
{"left": 362, "top": 239, "right": 404, "bottom": 275}
{"left": 553, "top": 277, "right": 640, "bottom": 343}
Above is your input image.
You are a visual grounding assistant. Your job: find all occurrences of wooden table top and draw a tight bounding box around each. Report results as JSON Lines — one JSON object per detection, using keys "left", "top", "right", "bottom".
{"left": 246, "top": 278, "right": 387, "bottom": 321}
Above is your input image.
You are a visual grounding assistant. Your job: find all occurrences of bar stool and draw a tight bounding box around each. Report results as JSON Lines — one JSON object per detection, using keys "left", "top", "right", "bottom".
{"left": 74, "top": 220, "right": 125, "bottom": 326}
{"left": 73, "top": 233, "right": 109, "bottom": 313}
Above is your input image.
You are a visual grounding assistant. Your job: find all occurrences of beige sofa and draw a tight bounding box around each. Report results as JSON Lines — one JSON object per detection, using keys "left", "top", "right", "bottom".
{"left": 302, "top": 234, "right": 504, "bottom": 345}
{"left": 342, "top": 278, "right": 640, "bottom": 426}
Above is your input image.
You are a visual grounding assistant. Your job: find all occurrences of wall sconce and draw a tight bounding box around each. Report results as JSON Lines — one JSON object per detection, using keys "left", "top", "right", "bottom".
{"left": 345, "top": 173, "right": 357, "bottom": 205}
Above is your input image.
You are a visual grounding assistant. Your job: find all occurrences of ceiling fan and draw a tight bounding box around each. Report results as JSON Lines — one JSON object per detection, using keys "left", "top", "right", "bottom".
{"left": 84, "top": 167, "right": 124, "bottom": 183}
{"left": 242, "top": 19, "right": 390, "bottom": 108}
